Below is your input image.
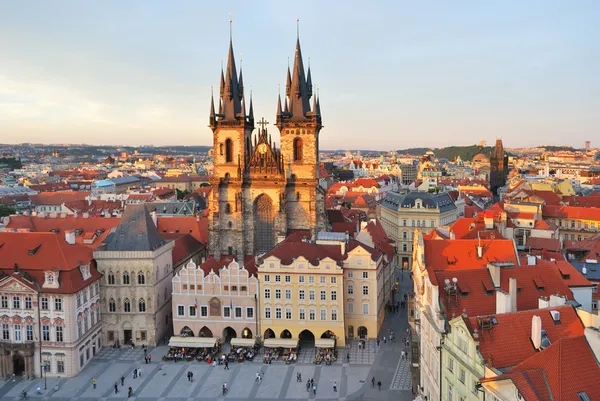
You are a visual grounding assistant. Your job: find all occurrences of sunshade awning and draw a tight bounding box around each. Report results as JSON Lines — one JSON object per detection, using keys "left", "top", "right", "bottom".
{"left": 230, "top": 338, "right": 256, "bottom": 347}
{"left": 263, "top": 338, "right": 298, "bottom": 348}
{"left": 168, "top": 336, "right": 218, "bottom": 348}
{"left": 315, "top": 338, "right": 335, "bottom": 348}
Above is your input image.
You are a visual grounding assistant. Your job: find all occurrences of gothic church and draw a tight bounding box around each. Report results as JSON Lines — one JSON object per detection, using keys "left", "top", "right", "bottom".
{"left": 207, "top": 31, "right": 326, "bottom": 260}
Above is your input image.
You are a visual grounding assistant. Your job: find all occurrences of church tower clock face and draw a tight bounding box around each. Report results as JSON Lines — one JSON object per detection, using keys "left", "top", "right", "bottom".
{"left": 257, "top": 143, "right": 268, "bottom": 154}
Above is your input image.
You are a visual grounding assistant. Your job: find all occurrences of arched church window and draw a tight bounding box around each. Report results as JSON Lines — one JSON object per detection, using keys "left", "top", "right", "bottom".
{"left": 124, "top": 299, "right": 131, "bottom": 312}
{"left": 109, "top": 299, "right": 116, "bottom": 312}
{"left": 122, "top": 272, "right": 130, "bottom": 285}
{"left": 138, "top": 272, "right": 145, "bottom": 285}
{"left": 225, "top": 139, "right": 233, "bottom": 163}
{"left": 224, "top": 203, "right": 231, "bottom": 214}
{"left": 293, "top": 137, "right": 303, "bottom": 161}
{"left": 138, "top": 299, "right": 146, "bottom": 312}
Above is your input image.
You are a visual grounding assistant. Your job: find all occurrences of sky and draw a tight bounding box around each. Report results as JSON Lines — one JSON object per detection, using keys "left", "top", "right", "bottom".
{"left": 0, "top": 1, "right": 598, "bottom": 150}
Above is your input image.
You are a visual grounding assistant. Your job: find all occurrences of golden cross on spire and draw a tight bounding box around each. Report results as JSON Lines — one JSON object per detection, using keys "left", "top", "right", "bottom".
{"left": 257, "top": 117, "right": 269, "bottom": 130}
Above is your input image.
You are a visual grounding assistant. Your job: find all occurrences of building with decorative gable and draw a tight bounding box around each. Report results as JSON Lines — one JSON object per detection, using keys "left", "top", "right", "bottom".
{"left": 0, "top": 232, "right": 102, "bottom": 378}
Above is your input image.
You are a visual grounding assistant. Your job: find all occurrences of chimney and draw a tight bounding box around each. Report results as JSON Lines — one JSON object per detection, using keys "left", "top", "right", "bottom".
{"left": 531, "top": 315, "right": 542, "bottom": 349}
{"left": 550, "top": 310, "right": 560, "bottom": 322}
{"left": 539, "top": 296, "right": 550, "bottom": 309}
{"left": 82, "top": 212, "right": 89, "bottom": 219}
{"left": 549, "top": 294, "right": 566, "bottom": 307}
{"left": 509, "top": 277, "right": 517, "bottom": 312}
{"left": 488, "top": 263, "right": 501, "bottom": 287}
{"left": 496, "top": 290, "right": 511, "bottom": 314}
{"left": 527, "top": 254, "right": 536, "bottom": 266}
{"left": 450, "top": 230, "right": 456, "bottom": 240}
{"left": 65, "top": 230, "right": 76, "bottom": 245}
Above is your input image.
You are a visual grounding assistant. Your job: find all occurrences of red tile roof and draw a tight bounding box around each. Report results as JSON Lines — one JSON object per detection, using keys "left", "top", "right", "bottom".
{"left": 543, "top": 205, "right": 600, "bottom": 222}
{"left": 562, "top": 195, "right": 600, "bottom": 208}
{"left": 424, "top": 239, "right": 518, "bottom": 271}
{"left": 31, "top": 191, "right": 90, "bottom": 205}
{"left": 469, "top": 305, "right": 584, "bottom": 370}
{"left": 0, "top": 232, "right": 101, "bottom": 293}
{"left": 435, "top": 263, "right": 574, "bottom": 319}
{"left": 161, "top": 233, "right": 204, "bottom": 267}
{"left": 524, "top": 237, "right": 562, "bottom": 252}
{"left": 156, "top": 216, "right": 208, "bottom": 245}
{"left": 3, "top": 215, "right": 119, "bottom": 248}
{"left": 505, "top": 336, "right": 600, "bottom": 401}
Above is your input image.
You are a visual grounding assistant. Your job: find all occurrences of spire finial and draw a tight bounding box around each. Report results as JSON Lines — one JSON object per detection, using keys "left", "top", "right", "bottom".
{"left": 296, "top": 17, "right": 300, "bottom": 40}
{"left": 308, "top": 56, "right": 311, "bottom": 68}
{"left": 229, "top": 13, "right": 233, "bottom": 42}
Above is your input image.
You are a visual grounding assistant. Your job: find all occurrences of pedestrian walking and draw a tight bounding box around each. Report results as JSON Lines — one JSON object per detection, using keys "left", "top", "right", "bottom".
{"left": 128, "top": 386, "right": 133, "bottom": 398}
{"left": 297, "top": 372, "right": 302, "bottom": 382}
{"left": 312, "top": 384, "right": 317, "bottom": 395}
{"left": 346, "top": 353, "right": 350, "bottom": 363}
{"left": 138, "top": 367, "right": 143, "bottom": 377}
{"left": 372, "top": 377, "right": 375, "bottom": 387}
{"left": 257, "top": 372, "right": 262, "bottom": 383}
{"left": 401, "top": 350, "right": 406, "bottom": 360}
{"left": 224, "top": 360, "right": 229, "bottom": 370}
{"left": 222, "top": 382, "right": 228, "bottom": 395}
{"left": 144, "top": 356, "right": 148, "bottom": 364}
{"left": 306, "top": 380, "right": 310, "bottom": 391}
{"left": 121, "top": 376, "right": 125, "bottom": 386}
{"left": 310, "top": 378, "right": 314, "bottom": 386}
{"left": 148, "top": 354, "right": 152, "bottom": 363}
{"left": 333, "top": 381, "right": 337, "bottom": 392}
{"left": 133, "top": 369, "right": 137, "bottom": 379}
{"left": 378, "top": 381, "right": 382, "bottom": 391}
{"left": 377, "top": 339, "right": 380, "bottom": 347}
{"left": 144, "top": 348, "right": 147, "bottom": 356}
{"left": 383, "top": 336, "right": 387, "bottom": 344}
{"left": 114, "top": 383, "right": 119, "bottom": 394}
{"left": 92, "top": 378, "right": 97, "bottom": 389}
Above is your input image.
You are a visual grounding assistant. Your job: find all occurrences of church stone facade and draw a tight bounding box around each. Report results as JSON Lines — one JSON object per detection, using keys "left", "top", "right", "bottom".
{"left": 490, "top": 139, "right": 509, "bottom": 197}
{"left": 207, "top": 34, "right": 326, "bottom": 260}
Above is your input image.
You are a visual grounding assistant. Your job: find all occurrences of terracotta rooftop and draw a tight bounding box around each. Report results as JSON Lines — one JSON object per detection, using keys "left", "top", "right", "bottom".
{"left": 424, "top": 238, "right": 518, "bottom": 271}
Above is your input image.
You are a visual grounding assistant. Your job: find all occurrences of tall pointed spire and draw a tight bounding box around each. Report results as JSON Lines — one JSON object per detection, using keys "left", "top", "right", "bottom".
{"left": 312, "top": 85, "right": 317, "bottom": 115}
{"left": 238, "top": 56, "right": 244, "bottom": 99}
{"left": 306, "top": 58, "right": 313, "bottom": 98}
{"left": 316, "top": 90, "right": 321, "bottom": 117}
{"left": 284, "top": 96, "right": 289, "bottom": 113}
{"left": 277, "top": 86, "right": 283, "bottom": 116}
{"left": 220, "top": 63, "right": 225, "bottom": 97}
{"left": 288, "top": 27, "right": 311, "bottom": 118}
{"left": 285, "top": 62, "right": 291, "bottom": 97}
{"left": 210, "top": 86, "right": 216, "bottom": 118}
{"left": 249, "top": 90, "right": 254, "bottom": 120}
{"left": 219, "top": 17, "right": 243, "bottom": 121}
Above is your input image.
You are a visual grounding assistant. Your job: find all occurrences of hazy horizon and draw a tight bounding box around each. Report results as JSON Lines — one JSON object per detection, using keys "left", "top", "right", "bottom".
{"left": 1, "top": 1, "right": 598, "bottom": 150}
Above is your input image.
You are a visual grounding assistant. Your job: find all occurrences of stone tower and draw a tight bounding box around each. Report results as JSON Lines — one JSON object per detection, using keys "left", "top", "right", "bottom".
{"left": 490, "top": 139, "right": 508, "bottom": 197}
{"left": 276, "top": 36, "right": 326, "bottom": 236}
{"left": 207, "top": 30, "right": 326, "bottom": 260}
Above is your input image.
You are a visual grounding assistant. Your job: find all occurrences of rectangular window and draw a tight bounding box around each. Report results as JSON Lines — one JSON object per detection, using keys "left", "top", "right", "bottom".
{"left": 299, "top": 308, "right": 306, "bottom": 320}
{"left": 362, "top": 285, "right": 369, "bottom": 295}
{"left": 275, "top": 307, "right": 282, "bottom": 319}
{"left": 348, "top": 285, "right": 354, "bottom": 295}
{"left": 57, "top": 361, "right": 65, "bottom": 374}
{"left": 299, "top": 289, "right": 305, "bottom": 300}
{"left": 348, "top": 303, "right": 354, "bottom": 314}
{"left": 14, "top": 325, "right": 21, "bottom": 343}
{"left": 275, "top": 275, "right": 281, "bottom": 282}
{"left": 285, "top": 289, "right": 291, "bottom": 300}
{"left": 77, "top": 293, "right": 81, "bottom": 307}
{"left": 41, "top": 297, "right": 49, "bottom": 310}
{"left": 223, "top": 306, "right": 231, "bottom": 318}
{"left": 309, "top": 309, "right": 316, "bottom": 320}
{"left": 308, "top": 276, "right": 315, "bottom": 283}
{"left": 25, "top": 297, "right": 32, "bottom": 310}
{"left": 448, "top": 357, "right": 454, "bottom": 373}
{"left": 309, "top": 290, "right": 315, "bottom": 300}
{"left": 362, "top": 271, "right": 368, "bottom": 279}
{"left": 285, "top": 275, "right": 291, "bottom": 283}
{"left": 42, "top": 325, "right": 50, "bottom": 341}
{"left": 362, "top": 303, "right": 369, "bottom": 315}
{"left": 331, "top": 310, "right": 338, "bottom": 320}
{"left": 299, "top": 276, "right": 305, "bottom": 283}
{"left": 447, "top": 385, "right": 453, "bottom": 401}
{"left": 347, "top": 271, "right": 354, "bottom": 278}
{"left": 2, "top": 324, "right": 9, "bottom": 340}
{"left": 330, "top": 276, "right": 337, "bottom": 284}
{"left": 320, "top": 309, "right": 327, "bottom": 320}
{"left": 265, "top": 307, "right": 271, "bottom": 319}
{"left": 320, "top": 290, "right": 326, "bottom": 301}
{"left": 189, "top": 305, "right": 196, "bottom": 316}
{"left": 54, "top": 298, "right": 62, "bottom": 311}
{"left": 78, "top": 321, "right": 82, "bottom": 337}
{"left": 26, "top": 325, "right": 33, "bottom": 341}
{"left": 264, "top": 288, "right": 271, "bottom": 299}
{"left": 1, "top": 296, "right": 7, "bottom": 309}
{"left": 264, "top": 274, "right": 270, "bottom": 282}
{"left": 275, "top": 289, "right": 281, "bottom": 299}
{"left": 320, "top": 276, "right": 326, "bottom": 284}
{"left": 246, "top": 307, "right": 254, "bottom": 319}
{"left": 235, "top": 307, "right": 242, "bottom": 318}
{"left": 177, "top": 305, "right": 185, "bottom": 316}
{"left": 459, "top": 368, "right": 465, "bottom": 383}
{"left": 201, "top": 306, "right": 208, "bottom": 317}
{"left": 331, "top": 291, "right": 337, "bottom": 301}
{"left": 285, "top": 308, "right": 292, "bottom": 320}
{"left": 56, "top": 326, "right": 64, "bottom": 342}
{"left": 12, "top": 296, "right": 20, "bottom": 309}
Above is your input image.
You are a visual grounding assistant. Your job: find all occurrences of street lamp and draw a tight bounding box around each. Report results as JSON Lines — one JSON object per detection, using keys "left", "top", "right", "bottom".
{"left": 42, "top": 361, "right": 49, "bottom": 390}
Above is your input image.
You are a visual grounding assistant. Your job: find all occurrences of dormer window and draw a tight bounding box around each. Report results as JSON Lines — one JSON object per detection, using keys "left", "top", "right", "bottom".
{"left": 43, "top": 271, "right": 59, "bottom": 289}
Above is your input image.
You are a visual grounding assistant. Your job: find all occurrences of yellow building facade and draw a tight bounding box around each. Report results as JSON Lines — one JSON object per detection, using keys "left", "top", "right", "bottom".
{"left": 257, "top": 249, "right": 346, "bottom": 346}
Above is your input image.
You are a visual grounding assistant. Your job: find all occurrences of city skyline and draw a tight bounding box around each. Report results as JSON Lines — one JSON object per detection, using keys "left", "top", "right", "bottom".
{"left": 0, "top": 1, "right": 598, "bottom": 149}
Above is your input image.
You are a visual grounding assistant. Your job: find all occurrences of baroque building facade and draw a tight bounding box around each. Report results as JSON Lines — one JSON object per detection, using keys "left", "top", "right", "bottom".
{"left": 207, "top": 33, "right": 326, "bottom": 261}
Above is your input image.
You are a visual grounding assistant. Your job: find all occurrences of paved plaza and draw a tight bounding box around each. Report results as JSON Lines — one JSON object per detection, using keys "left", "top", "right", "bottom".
{"left": 0, "top": 274, "right": 414, "bottom": 401}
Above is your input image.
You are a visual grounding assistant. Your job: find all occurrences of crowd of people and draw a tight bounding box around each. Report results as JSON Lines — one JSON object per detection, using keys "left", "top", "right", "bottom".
{"left": 263, "top": 347, "right": 298, "bottom": 364}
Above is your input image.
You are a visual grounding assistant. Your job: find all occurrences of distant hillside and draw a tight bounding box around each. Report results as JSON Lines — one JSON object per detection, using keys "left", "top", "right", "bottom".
{"left": 537, "top": 145, "right": 576, "bottom": 152}
{"left": 396, "top": 145, "right": 493, "bottom": 162}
